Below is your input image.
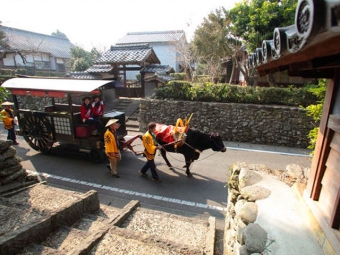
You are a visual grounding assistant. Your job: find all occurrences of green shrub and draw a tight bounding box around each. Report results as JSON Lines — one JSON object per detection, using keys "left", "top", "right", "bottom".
{"left": 301, "top": 80, "right": 326, "bottom": 154}
{"left": 170, "top": 73, "right": 186, "bottom": 80}
{"left": 152, "top": 82, "right": 318, "bottom": 106}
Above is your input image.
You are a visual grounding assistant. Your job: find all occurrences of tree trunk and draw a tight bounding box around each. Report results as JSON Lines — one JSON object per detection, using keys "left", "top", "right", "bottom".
{"left": 228, "top": 59, "right": 235, "bottom": 84}
{"left": 267, "top": 73, "right": 276, "bottom": 86}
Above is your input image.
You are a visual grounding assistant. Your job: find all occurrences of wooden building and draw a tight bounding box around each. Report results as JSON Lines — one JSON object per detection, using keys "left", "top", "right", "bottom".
{"left": 247, "top": 0, "right": 340, "bottom": 253}
{"left": 0, "top": 26, "right": 73, "bottom": 76}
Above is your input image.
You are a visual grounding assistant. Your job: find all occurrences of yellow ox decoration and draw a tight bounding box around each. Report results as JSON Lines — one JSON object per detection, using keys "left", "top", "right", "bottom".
{"left": 172, "top": 113, "right": 193, "bottom": 149}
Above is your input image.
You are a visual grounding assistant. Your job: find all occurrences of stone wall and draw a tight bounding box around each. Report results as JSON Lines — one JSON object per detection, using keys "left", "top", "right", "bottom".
{"left": 139, "top": 99, "right": 314, "bottom": 148}
{"left": 0, "top": 140, "right": 27, "bottom": 185}
{"left": 224, "top": 162, "right": 310, "bottom": 254}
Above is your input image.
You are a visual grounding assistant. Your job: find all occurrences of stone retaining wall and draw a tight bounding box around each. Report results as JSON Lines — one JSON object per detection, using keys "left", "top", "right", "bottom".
{"left": 139, "top": 99, "right": 313, "bottom": 148}
{"left": 224, "top": 162, "right": 310, "bottom": 254}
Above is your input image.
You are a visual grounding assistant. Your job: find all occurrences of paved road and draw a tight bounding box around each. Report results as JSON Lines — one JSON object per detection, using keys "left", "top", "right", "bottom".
{"left": 0, "top": 125, "right": 312, "bottom": 229}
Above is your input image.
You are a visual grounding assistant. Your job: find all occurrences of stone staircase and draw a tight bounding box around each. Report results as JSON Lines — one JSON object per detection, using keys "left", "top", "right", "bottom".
{"left": 111, "top": 98, "right": 141, "bottom": 132}
{"left": 0, "top": 182, "right": 216, "bottom": 255}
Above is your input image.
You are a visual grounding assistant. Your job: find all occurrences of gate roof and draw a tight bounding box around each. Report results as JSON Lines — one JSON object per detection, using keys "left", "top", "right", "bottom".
{"left": 95, "top": 44, "right": 160, "bottom": 66}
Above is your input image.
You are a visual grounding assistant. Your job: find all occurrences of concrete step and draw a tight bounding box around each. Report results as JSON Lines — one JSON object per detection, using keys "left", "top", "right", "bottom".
{"left": 126, "top": 126, "right": 140, "bottom": 133}
{"left": 126, "top": 119, "right": 139, "bottom": 127}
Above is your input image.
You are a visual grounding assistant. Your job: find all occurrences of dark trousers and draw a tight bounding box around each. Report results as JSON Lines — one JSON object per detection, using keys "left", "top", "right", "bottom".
{"left": 7, "top": 127, "right": 17, "bottom": 143}
{"left": 141, "top": 159, "right": 159, "bottom": 180}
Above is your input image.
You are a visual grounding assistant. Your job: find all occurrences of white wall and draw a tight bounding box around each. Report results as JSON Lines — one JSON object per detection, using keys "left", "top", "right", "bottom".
{"left": 151, "top": 43, "right": 178, "bottom": 72}
{"left": 124, "top": 42, "right": 179, "bottom": 80}
{"left": 2, "top": 52, "right": 57, "bottom": 69}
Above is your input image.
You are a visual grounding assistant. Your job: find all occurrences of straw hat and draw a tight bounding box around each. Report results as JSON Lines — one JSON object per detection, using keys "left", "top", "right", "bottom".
{"left": 1, "top": 101, "right": 14, "bottom": 106}
{"left": 105, "top": 119, "right": 119, "bottom": 127}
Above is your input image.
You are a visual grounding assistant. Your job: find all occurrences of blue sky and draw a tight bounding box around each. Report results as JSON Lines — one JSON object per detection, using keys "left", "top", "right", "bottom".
{"left": 1, "top": 0, "right": 240, "bottom": 51}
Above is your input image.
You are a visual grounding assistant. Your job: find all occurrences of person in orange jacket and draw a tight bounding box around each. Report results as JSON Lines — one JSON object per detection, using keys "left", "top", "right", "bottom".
{"left": 0, "top": 101, "right": 19, "bottom": 145}
{"left": 103, "top": 119, "right": 121, "bottom": 178}
{"left": 139, "top": 122, "right": 163, "bottom": 182}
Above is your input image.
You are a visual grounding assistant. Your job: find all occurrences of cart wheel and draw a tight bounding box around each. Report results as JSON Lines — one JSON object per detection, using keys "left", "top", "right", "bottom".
{"left": 22, "top": 113, "right": 54, "bottom": 153}
{"left": 89, "top": 148, "right": 105, "bottom": 163}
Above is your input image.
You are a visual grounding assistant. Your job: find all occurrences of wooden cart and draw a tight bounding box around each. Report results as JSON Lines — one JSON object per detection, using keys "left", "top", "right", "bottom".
{"left": 1, "top": 77, "right": 139, "bottom": 162}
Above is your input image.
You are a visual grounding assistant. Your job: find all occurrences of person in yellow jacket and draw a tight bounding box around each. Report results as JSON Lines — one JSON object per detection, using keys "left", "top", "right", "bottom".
{"left": 0, "top": 101, "right": 19, "bottom": 145}
{"left": 103, "top": 119, "right": 121, "bottom": 178}
{"left": 139, "top": 122, "right": 162, "bottom": 182}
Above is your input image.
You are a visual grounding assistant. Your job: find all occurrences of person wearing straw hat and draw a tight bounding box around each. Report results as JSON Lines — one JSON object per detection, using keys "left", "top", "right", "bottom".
{"left": 0, "top": 101, "right": 19, "bottom": 145}
{"left": 139, "top": 122, "right": 163, "bottom": 182}
{"left": 103, "top": 119, "right": 121, "bottom": 178}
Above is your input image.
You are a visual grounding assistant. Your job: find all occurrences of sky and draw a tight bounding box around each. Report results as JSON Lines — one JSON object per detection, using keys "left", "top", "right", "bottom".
{"left": 1, "top": 0, "right": 240, "bottom": 51}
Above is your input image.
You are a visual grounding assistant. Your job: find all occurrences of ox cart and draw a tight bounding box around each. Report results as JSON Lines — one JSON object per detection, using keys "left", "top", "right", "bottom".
{"left": 1, "top": 77, "right": 140, "bottom": 162}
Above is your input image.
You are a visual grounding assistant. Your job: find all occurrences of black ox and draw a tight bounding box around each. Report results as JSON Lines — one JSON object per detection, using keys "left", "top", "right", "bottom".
{"left": 156, "top": 125, "right": 227, "bottom": 177}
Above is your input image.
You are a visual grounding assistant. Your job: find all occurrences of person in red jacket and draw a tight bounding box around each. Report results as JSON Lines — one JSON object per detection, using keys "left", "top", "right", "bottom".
{"left": 91, "top": 95, "right": 104, "bottom": 120}
{"left": 80, "top": 96, "right": 103, "bottom": 135}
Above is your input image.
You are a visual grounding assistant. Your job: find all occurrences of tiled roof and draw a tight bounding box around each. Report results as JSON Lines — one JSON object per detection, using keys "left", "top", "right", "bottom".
{"left": 95, "top": 44, "right": 160, "bottom": 65}
{"left": 116, "top": 30, "right": 186, "bottom": 44}
{"left": 86, "top": 65, "right": 113, "bottom": 73}
{"left": 144, "top": 73, "right": 177, "bottom": 84}
{"left": 141, "top": 65, "right": 175, "bottom": 74}
{"left": 0, "top": 26, "right": 73, "bottom": 58}
{"left": 67, "top": 65, "right": 113, "bottom": 79}
{"left": 66, "top": 72, "right": 100, "bottom": 80}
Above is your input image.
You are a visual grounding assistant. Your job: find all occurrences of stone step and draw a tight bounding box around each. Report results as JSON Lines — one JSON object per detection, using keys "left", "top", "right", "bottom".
{"left": 88, "top": 226, "right": 204, "bottom": 255}
{"left": 119, "top": 207, "right": 216, "bottom": 254}
{"left": 2, "top": 183, "right": 216, "bottom": 255}
{"left": 16, "top": 201, "right": 138, "bottom": 255}
{"left": 40, "top": 226, "right": 91, "bottom": 253}
{"left": 17, "top": 243, "right": 59, "bottom": 255}
{"left": 0, "top": 183, "right": 100, "bottom": 255}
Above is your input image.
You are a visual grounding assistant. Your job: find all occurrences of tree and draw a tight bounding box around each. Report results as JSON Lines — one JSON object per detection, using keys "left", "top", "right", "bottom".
{"left": 68, "top": 46, "right": 101, "bottom": 72}
{"left": 51, "top": 30, "right": 68, "bottom": 39}
{"left": 191, "top": 8, "right": 243, "bottom": 84}
{"left": 174, "top": 38, "right": 195, "bottom": 81}
{"left": 226, "top": 0, "right": 297, "bottom": 86}
{"left": 0, "top": 21, "right": 27, "bottom": 66}
{"left": 229, "top": 0, "right": 297, "bottom": 51}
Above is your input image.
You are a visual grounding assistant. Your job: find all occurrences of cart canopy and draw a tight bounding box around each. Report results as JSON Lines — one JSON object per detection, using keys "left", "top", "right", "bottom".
{"left": 1, "top": 78, "right": 114, "bottom": 96}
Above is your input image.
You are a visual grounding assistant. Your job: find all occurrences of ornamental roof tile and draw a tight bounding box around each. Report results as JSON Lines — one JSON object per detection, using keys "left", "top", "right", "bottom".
{"left": 116, "top": 30, "right": 186, "bottom": 44}
{"left": 250, "top": 0, "right": 340, "bottom": 78}
{"left": 0, "top": 26, "right": 73, "bottom": 59}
